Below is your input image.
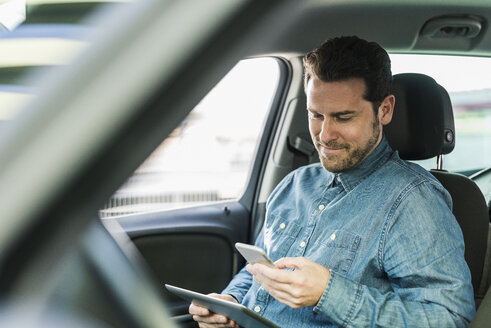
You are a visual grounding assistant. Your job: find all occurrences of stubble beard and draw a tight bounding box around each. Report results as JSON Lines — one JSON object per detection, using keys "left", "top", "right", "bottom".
{"left": 317, "top": 118, "right": 381, "bottom": 173}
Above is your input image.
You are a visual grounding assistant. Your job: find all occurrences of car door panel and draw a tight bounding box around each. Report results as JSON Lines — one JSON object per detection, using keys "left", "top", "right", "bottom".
{"left": 114, "top": 201, "right": 249, "bottom": 319}
{"left": 106, "top": 55, "right": 300, "bottom": 325}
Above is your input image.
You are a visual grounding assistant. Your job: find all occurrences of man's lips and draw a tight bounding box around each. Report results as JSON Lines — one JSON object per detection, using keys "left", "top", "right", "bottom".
{"left": 317, "top": 143, "right": 347, "bottom": 155}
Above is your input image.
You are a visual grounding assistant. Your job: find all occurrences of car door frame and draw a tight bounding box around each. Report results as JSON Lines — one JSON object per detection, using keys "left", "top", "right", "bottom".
{"left": 108, "top": 55, "right": 294, "bottom": 322}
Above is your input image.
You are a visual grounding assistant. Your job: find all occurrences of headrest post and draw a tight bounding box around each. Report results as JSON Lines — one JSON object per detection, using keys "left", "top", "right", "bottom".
{"left": 436, "top": 154, "right": 443, "bottom": 170}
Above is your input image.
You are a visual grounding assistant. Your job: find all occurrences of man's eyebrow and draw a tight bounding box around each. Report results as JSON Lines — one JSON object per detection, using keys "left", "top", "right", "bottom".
{"left": 329, "top": 110, "right": 356, "bottom": 117}
{"left": 306, "top": 108, "right": 358, "bottom": 117}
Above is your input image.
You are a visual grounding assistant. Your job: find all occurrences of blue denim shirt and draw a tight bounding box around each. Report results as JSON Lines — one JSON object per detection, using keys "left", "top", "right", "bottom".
{"left": 223, "top": 137, "right": 475, "bottom": 327}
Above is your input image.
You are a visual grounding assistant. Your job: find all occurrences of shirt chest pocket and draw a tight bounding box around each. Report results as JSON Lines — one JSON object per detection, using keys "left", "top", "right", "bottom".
{"left": 309, "top": 230, "right": 361, "bottom": 276}
{"left": 263, "top": 216, "right": 302, "bottom": 261}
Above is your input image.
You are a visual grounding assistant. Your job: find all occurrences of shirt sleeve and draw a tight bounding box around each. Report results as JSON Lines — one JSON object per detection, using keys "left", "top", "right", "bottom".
{"left": 221, "top": 265, "right": 253, "bottom": 303}
{"left": 222, "top": 227, "right": 271, "bottom": 302}
{"left": 314, "top": 180, "right": 476, "bottom": 327}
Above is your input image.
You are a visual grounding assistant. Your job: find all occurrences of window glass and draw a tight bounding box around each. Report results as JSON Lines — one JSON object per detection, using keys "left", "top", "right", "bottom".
{"left": 390, "top": 54, "right": 491, "bottom": 175}
{"left": 0, "top": 0, "right": 129, "bottom": 121}
{"left": 100, "top": 58, "right": 280, "bottom": 217}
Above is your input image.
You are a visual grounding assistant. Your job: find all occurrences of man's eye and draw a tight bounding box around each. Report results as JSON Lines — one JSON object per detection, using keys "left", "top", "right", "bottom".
{"left": 336, "top": 116, "right": 352, "bottom": 122}
{"left": 308, "top": 112, "right": 323, "bottom": 120}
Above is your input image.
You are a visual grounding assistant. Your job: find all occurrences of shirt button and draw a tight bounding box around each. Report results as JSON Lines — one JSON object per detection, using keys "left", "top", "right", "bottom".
{"left": 330, "top": 233, "right": 336, "bottom": 241}
{"left": 279, "top": 223, "right": 286, "bottom": 229}
{"left": 300, "top": 241, "right": 306, "bottom": 248}
{"left": 336, "top": 176, "right": 341, "bottom": 182}
{"left": 254, "top": 306, "right": 261, "bottom": 312}
{"left": 318, "top": 204, "right": 325, "bottom": 211}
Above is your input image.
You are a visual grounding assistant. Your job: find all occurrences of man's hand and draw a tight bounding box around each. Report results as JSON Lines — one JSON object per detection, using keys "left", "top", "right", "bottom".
{"left": 188, "top": 293, "right": 239, "bottom": 328}
{"left": 246, "top": 257, "right": 330, "bottom": 309}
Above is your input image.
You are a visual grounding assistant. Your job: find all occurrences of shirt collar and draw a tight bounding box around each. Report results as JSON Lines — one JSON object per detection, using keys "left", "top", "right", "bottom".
{"left": 330, "top": 136, "right": 393, "bottom": 191}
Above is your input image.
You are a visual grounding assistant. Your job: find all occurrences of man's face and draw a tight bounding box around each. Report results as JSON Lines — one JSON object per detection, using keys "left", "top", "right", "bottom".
{"left": 306, "top": 77, "right": 390, "bottom": 173}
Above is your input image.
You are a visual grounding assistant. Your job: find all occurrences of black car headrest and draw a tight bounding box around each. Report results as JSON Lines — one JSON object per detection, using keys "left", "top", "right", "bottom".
{"left": 385, "top": 73, "right": 455, "bottom": 160}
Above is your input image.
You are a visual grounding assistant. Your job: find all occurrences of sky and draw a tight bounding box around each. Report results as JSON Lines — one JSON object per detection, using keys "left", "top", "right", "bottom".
{"left": 390, "top": 54, "right": 491, "bottom": 92}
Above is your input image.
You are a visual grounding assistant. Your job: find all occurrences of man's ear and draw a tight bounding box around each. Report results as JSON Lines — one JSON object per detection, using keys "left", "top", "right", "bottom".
{"left": 379, "top": 94, "right": 395, "bottom": 126}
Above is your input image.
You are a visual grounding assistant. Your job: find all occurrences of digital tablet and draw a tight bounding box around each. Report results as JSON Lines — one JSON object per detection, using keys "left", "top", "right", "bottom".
{"left": 165, "top": 284, "right": 279, "bottom": 328}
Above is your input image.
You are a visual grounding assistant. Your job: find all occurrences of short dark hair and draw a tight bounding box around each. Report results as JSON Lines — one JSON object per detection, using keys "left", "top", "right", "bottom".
{"left": 303, "top": 36, "right": 392, "bottom": 112}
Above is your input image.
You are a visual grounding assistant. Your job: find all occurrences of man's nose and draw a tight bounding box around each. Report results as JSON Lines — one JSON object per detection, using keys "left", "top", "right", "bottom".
{"left": 320, "top": 119, "right": 338, "bottom": 143}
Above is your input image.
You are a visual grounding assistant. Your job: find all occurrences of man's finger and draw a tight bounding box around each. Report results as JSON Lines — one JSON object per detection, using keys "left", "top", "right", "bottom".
{"left": 275, "top": 257, "right": 305, "bottom": 270}
{"left": 249, "top": 262, "right": 297, "bottom": 285}
{"left": 193, "top": 313, "right": 229, "bottom": 324}
{"left": 255, "top": 278, "right": 307, "bottom": 309}
{"left": 248, "top": 257, "right": 330, "bottom": 308}
{"left": 189, "top": 302, "right": 211, "bottom": 316}
{"left": 189, "top": 293, "right": 239, "bottom": 327}
{"left": 250, "top": 265, "right": 299, "bottom": 298}
{"left": 196, "top": 319, "right": 237, "bottom": 328}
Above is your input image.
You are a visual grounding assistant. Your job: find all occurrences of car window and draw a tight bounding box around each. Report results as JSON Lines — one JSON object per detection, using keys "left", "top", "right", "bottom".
{"left": 100, "top": 58, "right": 281, "bottom": 217}
{"left": 390, "top": 54, "right": 491, "bottom": 176}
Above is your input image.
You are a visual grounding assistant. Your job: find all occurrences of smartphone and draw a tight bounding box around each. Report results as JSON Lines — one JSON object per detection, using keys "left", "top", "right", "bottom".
{"left": 235, "top": 242, "right": 275, "bottom": 268}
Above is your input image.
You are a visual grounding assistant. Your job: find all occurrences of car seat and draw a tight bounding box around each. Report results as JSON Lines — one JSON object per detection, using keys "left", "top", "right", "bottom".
{"left": 385, "top": 73, "right": 489, "bottom": 307}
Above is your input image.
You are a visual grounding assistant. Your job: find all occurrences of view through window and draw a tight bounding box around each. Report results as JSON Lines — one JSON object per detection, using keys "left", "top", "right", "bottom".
{"left": 101, "top": 54, "right": 491, "bottom": 217}
{"left": 100, "top": 58, "right": 281, "bottom": 217}
{"left": 391, "top": 54, "right": 491, "bottom": 175}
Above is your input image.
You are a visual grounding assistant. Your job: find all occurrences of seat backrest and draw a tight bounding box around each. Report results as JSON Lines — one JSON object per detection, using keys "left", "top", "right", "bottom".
{"left": 430, "top": 170, "right": 488, "bottom": 295}
{"left": 385, "top": 73, "right": 489, "bottom": 296}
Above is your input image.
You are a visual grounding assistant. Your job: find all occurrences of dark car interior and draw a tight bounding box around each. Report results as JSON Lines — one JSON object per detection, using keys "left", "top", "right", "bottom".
{"left": 0, "top": 0, "right": 490, "bottom": 327}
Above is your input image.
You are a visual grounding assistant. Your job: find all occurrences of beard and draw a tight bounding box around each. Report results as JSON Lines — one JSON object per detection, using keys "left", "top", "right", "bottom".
{"left": 315, "top": 118, "right": 381, "bottom": 173}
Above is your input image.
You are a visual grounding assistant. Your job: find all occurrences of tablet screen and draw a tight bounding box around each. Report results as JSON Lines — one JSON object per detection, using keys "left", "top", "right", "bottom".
{"left": 165, "top": 284, "right": 279, "bottom": 328}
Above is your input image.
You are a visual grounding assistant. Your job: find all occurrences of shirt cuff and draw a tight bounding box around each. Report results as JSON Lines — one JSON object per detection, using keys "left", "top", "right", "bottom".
{"left": 225, "top": 293, "right": 239, "bottom": 303}
{"left": 221, "top": 286, "right": 246, "bottom": 303}
{"left": 313, "top": 271, "right": 362, "bottom": 327}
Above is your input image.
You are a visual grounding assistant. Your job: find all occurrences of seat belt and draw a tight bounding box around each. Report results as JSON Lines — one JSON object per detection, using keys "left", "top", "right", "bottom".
{"left": 287, "top": 135, "right": 315, "bottom": 169}
{"left": 468, "top": 285, "right": 491, "bottom": 327}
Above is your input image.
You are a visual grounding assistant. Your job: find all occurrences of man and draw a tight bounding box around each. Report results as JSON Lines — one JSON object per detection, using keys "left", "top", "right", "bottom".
{"left": 190, "top": 36, "right": 475, "bottom": 327}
